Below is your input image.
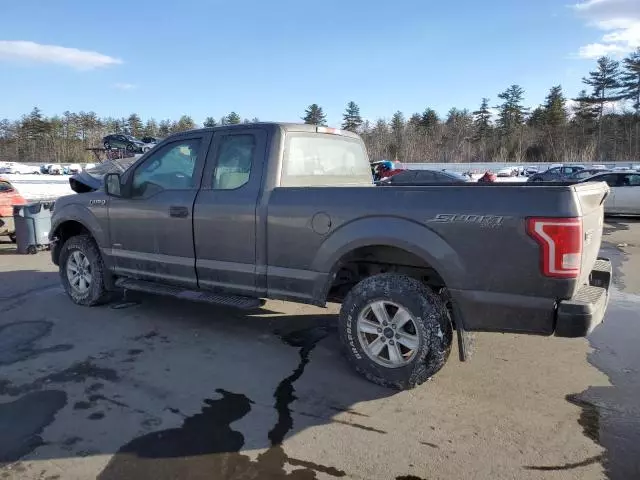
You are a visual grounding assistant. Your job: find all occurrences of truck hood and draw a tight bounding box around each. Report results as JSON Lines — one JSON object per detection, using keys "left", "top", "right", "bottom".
{"left": 69, "top": 157, "right": 139, "bottom": 193}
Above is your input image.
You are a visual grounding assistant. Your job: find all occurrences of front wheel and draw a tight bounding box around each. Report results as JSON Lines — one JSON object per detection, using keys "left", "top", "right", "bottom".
{"left": 339, "top": 273, "right": 453, "bottom": 390}
{"left": 59, "top": 235, "right": 110, "bottom": 306}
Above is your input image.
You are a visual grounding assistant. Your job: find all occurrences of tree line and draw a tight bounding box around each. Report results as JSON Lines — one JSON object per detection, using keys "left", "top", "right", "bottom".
{"left": 1, "top": 50, "right": 639, "bottom": 164}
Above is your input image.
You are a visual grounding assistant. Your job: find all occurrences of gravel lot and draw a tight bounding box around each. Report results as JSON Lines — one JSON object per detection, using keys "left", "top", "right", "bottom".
{"left": 0, "top": 218, "right": 639, "bottom": 480}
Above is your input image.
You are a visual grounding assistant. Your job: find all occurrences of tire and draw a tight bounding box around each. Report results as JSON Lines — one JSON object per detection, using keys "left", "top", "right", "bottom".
{"left": 27, "top": 245, "right": 37, "bottom": 255}
{"left": 339, "top": 273, "right": 453, "bottom": 390}
{"left": 104, "top": 142, "right": 111, "bottom": 150}
{"left": 8, "top": 233, "right": 16, "bottom": 243}
{"left": 59, "top": 234, "right": 110, "bottom": 306}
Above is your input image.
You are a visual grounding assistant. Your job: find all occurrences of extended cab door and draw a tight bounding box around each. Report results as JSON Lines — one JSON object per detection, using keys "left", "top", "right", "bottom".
{"left": 193, "top": 127, "right": 268, "bottom": 296}
{"left": 107, "top": 132, "right": 210, "bottom": 287}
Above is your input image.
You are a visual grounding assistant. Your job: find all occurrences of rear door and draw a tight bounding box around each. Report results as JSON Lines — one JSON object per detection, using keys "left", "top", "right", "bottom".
{"left": 108, "top": 132, "right": 210, "bottom": 287}
{"left": 193, "top": 127, "right": 268, "bottom": 295}
{"left": 614, "top": 173, "right": 640, "bottom": 214}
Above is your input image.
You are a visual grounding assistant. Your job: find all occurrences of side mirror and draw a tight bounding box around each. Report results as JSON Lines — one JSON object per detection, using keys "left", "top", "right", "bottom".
{"left": 105, "top": 173, "right": 122, "bottom": 197}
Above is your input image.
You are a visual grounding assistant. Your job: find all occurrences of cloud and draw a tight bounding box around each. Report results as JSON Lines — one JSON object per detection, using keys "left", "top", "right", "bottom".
{"left": 573, "top": 0, "right": 640, "bottom": 58}
{"left": 113, "top": 83, "right": 137, "bottom": 90}
{"left": 0, "top": 40, "right": 122, "bottom": 70}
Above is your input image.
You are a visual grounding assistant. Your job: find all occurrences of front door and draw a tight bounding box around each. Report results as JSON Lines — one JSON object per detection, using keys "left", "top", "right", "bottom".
{"left": 193, "top": 128, "right": 268, "bottom": 296}
{"left": 108, "top": 132, "right": 211, "bottom": 288}
{"left": 614, "top": 173, "right": 640, "bottom": 214}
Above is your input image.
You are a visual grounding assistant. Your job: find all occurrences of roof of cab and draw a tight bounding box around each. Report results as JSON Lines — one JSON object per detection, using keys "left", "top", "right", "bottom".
{"left": 177, "top": 122, "right": 361, "bottom": 139}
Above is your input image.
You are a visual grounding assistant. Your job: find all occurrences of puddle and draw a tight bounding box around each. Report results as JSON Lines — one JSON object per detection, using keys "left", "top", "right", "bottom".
{"left": 0, "top": 321, "right": 72, "bottom": 366}
{"left": 0, "top": 390, "right": 67, "bottom": 463}
{"left": 565, "top": 290, "right": 640, "bottom": 479}
{"left": 98, "top": 327, "right": 344, "bottom": 479}
{"left": 0, "top": 361, "right": 120, "bottom": 397}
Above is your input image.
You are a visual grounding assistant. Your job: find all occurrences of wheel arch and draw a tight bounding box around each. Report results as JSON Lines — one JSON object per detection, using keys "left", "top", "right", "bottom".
{"left": 311, "top": 217, "right": 467, "bottom": 304}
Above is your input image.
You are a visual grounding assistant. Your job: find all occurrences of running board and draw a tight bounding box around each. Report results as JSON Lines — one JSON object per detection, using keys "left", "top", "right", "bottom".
{"left": 114, "top": 278, "right": 264, "bottom": 310}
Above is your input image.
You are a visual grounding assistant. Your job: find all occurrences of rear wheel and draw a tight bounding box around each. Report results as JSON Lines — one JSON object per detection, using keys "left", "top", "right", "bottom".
{"left": 104, "top": 142, "right": 111, "bottom": 150}
{"left": 59, "top": 235, "right": 110, "bottom": 306}
{"left": 339, "top": 273, "right": 453, "bottom": 390}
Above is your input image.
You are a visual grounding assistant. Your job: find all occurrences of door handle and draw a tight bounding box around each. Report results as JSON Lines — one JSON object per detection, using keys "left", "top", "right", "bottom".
{"left": 169, "top": 206, "right": 189, "bottom": 218}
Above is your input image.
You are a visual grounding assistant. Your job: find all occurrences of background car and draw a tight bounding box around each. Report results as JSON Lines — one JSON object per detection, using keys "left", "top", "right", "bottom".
{"left": 579, "top": 171, "right": 640, "bottom": 215}
{"left": 497, "top": 167, "right": 518, "bottom": 177}
{"left": 569, "top": 167, "right": 610, "bottom": 180}
{"left": 103, "top": 134, "right": 146, "bottom": 153}
{"left": 377, "top": 169, "right": 473, "bottom": 185}
{"left": 47, "top": 164, "right": 63, "bottom": 175}
{"left": 527, "top": 165, "right": 585, "bottom": 182}
{"left": 0, "top": 177, "right": 27, "bottom": 242}
{"left": 525, "top": 166, "right": 539, "bottom": 176}
{"left": 0, "top": 162, "right": 40, "bottom": 174}
{"left": 141, "top": 136, "right": 161, "bottom": 144}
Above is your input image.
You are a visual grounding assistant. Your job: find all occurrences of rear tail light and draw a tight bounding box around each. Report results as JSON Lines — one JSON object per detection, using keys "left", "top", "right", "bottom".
{"left": 527, "top": 217, "right": 583, "bottom": 278}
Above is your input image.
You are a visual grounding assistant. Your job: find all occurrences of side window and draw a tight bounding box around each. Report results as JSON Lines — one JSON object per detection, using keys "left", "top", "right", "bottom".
{"left": 131, "top": 138, "right": 201, "bottom": 197}
{"left": 623, "top": 174, "right": 640, "bottom": 186}
{"left": 416, "top": 171, "right": 437, "bottom": 182}
{"left": 597, "top": 174, "right": 620, "bottom": 187}
{"left": 0, "top": 181, "right": 13, "bottom": 192}
{"left": 212, "top": 134, "right": 255, "bottom": 190}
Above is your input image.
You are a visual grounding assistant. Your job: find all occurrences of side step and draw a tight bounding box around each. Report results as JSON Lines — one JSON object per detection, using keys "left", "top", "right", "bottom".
{"left": 114, "top": 278, "right": 264, "bottom": 310}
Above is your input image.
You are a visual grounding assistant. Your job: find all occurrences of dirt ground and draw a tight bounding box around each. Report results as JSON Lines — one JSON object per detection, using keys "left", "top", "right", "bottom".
{"left": 0, "top": 218, "right": 639, "bottom": 480}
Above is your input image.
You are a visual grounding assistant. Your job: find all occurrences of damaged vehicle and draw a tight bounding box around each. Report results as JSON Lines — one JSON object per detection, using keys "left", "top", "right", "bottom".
{"left": 0, "top": 177, "right": 27, "bottom": 242}
{"left": 51, "top": 123, "right": 612, "bottom": 390}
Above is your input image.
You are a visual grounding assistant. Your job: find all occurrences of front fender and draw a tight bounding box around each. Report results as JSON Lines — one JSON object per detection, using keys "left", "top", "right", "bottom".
{"left": 50, "top": 204, "right": 107, "bottom": 248}
{"left": 310, "top": 216, "right": 467, "bottom": 297}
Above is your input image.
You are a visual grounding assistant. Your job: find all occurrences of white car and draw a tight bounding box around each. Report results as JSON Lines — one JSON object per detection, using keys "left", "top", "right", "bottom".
{"left": 67, "top": 163, "right": 82, "bottom": 174}
{"left": 48, "top": 164, "right": 63, "bottom": 175}
{"left": 497, "top": 167, "right": 517, "bottom": 177}
{"left": 583, "top": 171, "right": 640, "bottom": 214}
{"left": 0, "top": 162, "right": 40, "bottom": 174}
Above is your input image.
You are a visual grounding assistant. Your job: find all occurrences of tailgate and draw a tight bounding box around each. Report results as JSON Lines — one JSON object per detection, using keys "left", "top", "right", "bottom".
{"left": 574, "top": 181, "right": 609, "bottom": 289}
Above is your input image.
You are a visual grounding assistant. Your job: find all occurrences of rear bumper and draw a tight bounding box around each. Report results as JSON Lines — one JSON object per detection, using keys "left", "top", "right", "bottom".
{"left": 554, "top": 258, "right": 612, "bottom": 338}
{"left": 449, "top": 258, "right": 612, "bottom": 337}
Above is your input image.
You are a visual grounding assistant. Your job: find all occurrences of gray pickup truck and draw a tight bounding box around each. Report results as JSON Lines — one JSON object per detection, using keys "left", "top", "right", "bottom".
{"left": 50, "top": 123, "right": 612, "bottom": 390}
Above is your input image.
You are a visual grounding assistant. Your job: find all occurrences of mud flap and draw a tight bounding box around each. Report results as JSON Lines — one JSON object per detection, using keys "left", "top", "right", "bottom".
{"left": 456, "top": 322, "right": 475, "bottom": 362}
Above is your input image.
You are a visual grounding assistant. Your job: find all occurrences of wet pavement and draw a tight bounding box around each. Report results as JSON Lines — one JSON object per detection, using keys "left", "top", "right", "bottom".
{"left": 0, "top": 218, "right": 639, "bottom": 479}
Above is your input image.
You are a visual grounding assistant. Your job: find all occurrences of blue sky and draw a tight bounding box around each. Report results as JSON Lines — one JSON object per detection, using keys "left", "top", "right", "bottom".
{"left": 0, "top": 0, "right": 638, "bottom": 126}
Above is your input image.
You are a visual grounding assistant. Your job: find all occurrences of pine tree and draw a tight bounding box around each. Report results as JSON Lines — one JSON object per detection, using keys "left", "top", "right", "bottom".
{"left": 203, "top": 116, "right": 217, "bottom": 127}
{"left": 143, "top": 119, "right": 159, "bottom": 137}
{"left": 224, "top": 112, "right": 241, "bottom": 124}
{"left": 158, "top": 120, "right": 172, "bottom": 137}
{"left": 173, "top": 115, "right": 195, "bottom": 132}
{"left": 496, "top": 85, "right": 528, "bottom": 134}
{"left": 527, "top": 107, "right": 545, "bottom": 128}
{"left": 581, "top": 56, "right": 624, "bottom": 150}
{"left": 543, "top": 85, "right": 568, "bottom": 128}
{"left": 473, "top": 98, "right": 492, "bottom": 139}
{"left": 342, "top": 101, "right": 363, "bottom": 132}
{"left": 620, "top": 48, "right": 640, "bottom": 157}
{"left": 127, "top": 113, "right": 143, "bottom": 138}
{"left": 302, "top": 104, "right": 327, "bottom": 126}
{"left": 390, "top": 111, "right": 405, "bottom": 161}
{"left": 419, "top": 108, "right": 439, "bottom": 132}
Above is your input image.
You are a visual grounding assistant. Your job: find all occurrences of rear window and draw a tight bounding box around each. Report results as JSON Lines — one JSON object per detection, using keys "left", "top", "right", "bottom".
{"left": 281, "top": 133, "right": 372, "bottom": 187}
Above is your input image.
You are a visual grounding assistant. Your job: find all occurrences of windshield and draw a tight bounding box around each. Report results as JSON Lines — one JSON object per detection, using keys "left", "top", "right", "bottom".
{"left": 281, "top": 133, "right": 372, "bottom": 187}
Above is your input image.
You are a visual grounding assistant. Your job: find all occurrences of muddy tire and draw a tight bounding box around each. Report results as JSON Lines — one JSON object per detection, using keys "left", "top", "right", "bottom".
{"left": 339, "top": 273, "right": 453, "bottom": 390}
{"left": 59, "top": 235, "right": 110, "bottom": 306}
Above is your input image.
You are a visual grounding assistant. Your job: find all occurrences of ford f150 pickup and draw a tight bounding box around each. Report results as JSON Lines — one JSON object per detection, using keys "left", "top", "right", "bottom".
{"left": 50, "top": 123, "right": 612, "bottom": 390}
